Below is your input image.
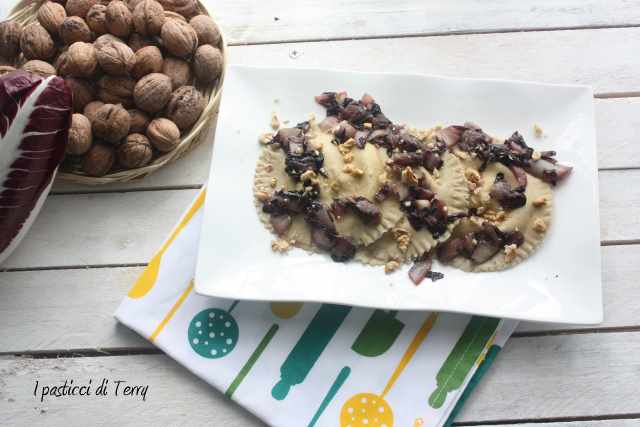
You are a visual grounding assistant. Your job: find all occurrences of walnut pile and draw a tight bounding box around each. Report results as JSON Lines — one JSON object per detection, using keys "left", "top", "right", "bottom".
{"left": 0, "top": 0, "right": 224, "bottom": 177}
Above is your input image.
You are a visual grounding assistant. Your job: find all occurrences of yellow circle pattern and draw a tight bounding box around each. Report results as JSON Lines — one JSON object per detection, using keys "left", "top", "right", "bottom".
{"left": 340, "top": 393, "right": 393, "bottom": 427}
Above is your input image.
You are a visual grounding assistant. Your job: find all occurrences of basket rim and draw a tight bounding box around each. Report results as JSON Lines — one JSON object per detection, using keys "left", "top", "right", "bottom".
{"left": 8, "top": 0, "right": 228, "bottom": 185}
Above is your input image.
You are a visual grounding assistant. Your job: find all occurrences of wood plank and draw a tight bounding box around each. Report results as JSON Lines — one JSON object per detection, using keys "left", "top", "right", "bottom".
{"left": 0, "top": 189, "right": 198, "bottom": 269}
{"left": 596, "top": 98, "right": 640, "bottom": 170}
{"left": 4, "top": 0, "right": 640, "bottom": 45}
{"left": 599, "top": 170, "right": 640, "bottom": 243}
{"left": 0, "top": 354, "right": 263, "bottom": 427}
{"left": 1, "top": 244, "right": 638, "bottom": 353}
{"left": 52, "top": 28, "right": 640, "bottom": 193}
{"left": 218, "top": 0, "right": 640, "bottom": 45}
{"left": 228, "top": 28, "right": 640, "bottom": 94}
{"left": 210, "top": 0, "right": 640, "bottom": 45}
{"left": 7, "top": 169, "right": 634, "bottom": 269}
{"left": 457, "top": 332, "right": 640, "bottom": 423}
{"left": 0, "top": 267, "right": 150, "bottom": 353}
{"left": 1, "top": 332, "right": 638, "bottom": 425}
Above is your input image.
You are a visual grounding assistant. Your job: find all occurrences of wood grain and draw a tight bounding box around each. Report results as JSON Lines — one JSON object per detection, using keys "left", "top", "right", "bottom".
{"left": 228, "top": 28, "right": 640, "bottom": 94}
{"left": 0, "top": 189, "right": 199, "bottom": 269}
{"left": 172, "top": 0, "right": 640, "bottom": 44}
{"left": 1, "top": 332, "right": 638, "bottom": 425}
{"left": 457, "top": 332, "right": 640, "bottom": 423}
{"left": 0, "top": 244, "right": 638, "bottom": 353}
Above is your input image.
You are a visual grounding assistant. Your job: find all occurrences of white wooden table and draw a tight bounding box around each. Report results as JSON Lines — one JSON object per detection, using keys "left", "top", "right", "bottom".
{"left": 2, "top": 1, "right": 640, "bottom": 426}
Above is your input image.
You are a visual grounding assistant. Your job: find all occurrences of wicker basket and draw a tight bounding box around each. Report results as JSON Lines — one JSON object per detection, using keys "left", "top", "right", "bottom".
{"left": 8, "top": 0, "right": 227, "bottom": 185}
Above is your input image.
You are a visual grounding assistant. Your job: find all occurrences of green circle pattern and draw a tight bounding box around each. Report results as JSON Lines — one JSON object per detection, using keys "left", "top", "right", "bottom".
{"left": 188, "top": 308, "right": 239, "bottom": 359}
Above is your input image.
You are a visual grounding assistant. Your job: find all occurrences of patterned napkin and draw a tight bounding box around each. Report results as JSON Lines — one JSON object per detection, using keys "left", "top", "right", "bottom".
{"left": 115, "top": 188, "right": 517, "bottom": 427}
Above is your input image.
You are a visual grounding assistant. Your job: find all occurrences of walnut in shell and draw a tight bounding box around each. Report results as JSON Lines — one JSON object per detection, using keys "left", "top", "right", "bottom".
{"left": 37, "top": 1, "right": 67, "bottom": 36}
{"left": 160, "top": 19, "right": 197, "bottom": 58}
{"left": 21, "top": 60, "right": 56, "bottom": 77}
{"left": 0, "top": 21, "right": 23, "bottom": 61}
{"left": 162, "top": 56, "right": 191, "bottom": 89}
{"left": 131, "top": 45, "right": 163, "bottom": 79}
{"left": 0, "top": 21, "right": 22, "bottom": 60}
{"left": 189, "top": 15, "right": 220, "bottom": 47}
{"left": 95, "top": 35, "right": 135, "bottom": 75}
{"left": 93, "top": 103, "right": 131, "bottom": 144}
{"left": 106, "top": 1, "right": 133, "bottom": 38}
{"left": 128, "top": 108, "right": 150, "bottom": 133}
{"left": 20, "top": 23, "right": 55, "bottom": 61}
{"left": 97, "top": 75, "right": 136, "bottom": 107}
{"left": 67, "top": 113, "right": 93, "bottom": 155}
{"left": 126, "top": 0, "right": 145, "bottom": 11}
{"left": 60, "top": 41, "right": 97, "bottom": 77}
{"left": 133, "top": 0, "right": 165, "bottom": 36}
{"left": 166, "top": 85, "right": 204, "bottom": 130}
{"left": 65, "top": 77, "right": 95, "bottom": 112}
{"left": 133, "top": 72, "right": 172, "bottom": 112}
{"left": 147, "top": 117, "right": 180, "bottom": 152}
{"left": 66, "top": 0, "right": 98, "bottom": 17}
{"left": 164, "top": 10, "right": 186, "bottom": 22}
{"left": 60, "top": 16, "right": 92, "bottom": 45}
{"left": 117, "top": 133, "right": 153, "bottom": 168}
{"left": 86, "top": 4, "right": 108, "bottom": 35}
{"left": 158, "top": 0, "right": 197, "bottom": 19}
{"left": 193, "top": 44, "right": 222, "bottom": 84}
{"left": 82, "top": 143, "right": 115, "bottom": 177}
{"left": 128, "top": 32, "right": 158, "bottom": 51}
{"left": 83, "top": 100, "right": 105, "bottom": 123}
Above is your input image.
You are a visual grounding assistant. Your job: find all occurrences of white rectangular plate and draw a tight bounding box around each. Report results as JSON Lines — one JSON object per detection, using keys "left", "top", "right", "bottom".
{"left": 195, "top": 65, "right": 602, "bottom": 324}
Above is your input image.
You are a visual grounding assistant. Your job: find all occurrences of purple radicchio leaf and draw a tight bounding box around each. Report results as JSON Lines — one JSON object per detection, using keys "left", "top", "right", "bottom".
{"left": 0, "top": 71, "right": 72, "bottom": 264}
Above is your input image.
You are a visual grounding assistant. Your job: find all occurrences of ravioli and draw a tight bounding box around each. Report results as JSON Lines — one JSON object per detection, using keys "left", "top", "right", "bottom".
{"left": 447, "top": 162, "right": 553, "bottom": 272}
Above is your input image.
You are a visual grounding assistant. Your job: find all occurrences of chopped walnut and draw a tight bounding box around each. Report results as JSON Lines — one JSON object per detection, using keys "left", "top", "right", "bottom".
{"left": 363, "top": 122, "right": 372, "bottom": 129}
{"left": 531, "top": 150, "right": 541, "bottom": 161}
{"left": 401, "top": 167, "right": 419, "bottom": 186}
{"left": 335, "top": 91, "right": 347, "bottom": 104}
{"left": 384, "top": 260, "right": 400, "bottom": 274}
{"left": 504, "top": 244, "right": 518, "bottom": 262}
{"left": 271, "top": 239, "right": 291, "bottom": 253}
{"left": 533, "top": 123, "right": 544, "bottom": 138}
{"left": 270, "top": 112, "right": 280, "bottom": 130}
{"left": 256, "top": 190, "right": 270, "bottom": 201}
{"left": 533, "top": 218, "right": 547, "bottom": 232}
{"left": 476, "top": 206, "right": 486, "bottom": 214}
{"left": 269, "top": 177, "right": 277, "bottom": 188}
{"left": 532, "top": 219, "right": 548, "bottom": 234}
{"left": 343, "top": 152, "right": 354, "bottom": 163}
{"left": 343, "top": 164, "right": 364, "bottom": 177}
{"left": 453, "top": 150, "right": 470, "bottom": 161}
{"left": 342, "top": 138, "right": 356, "bottom": 150}
{"left": 259, "top": 132, "right": 273, "bottom": 145}
{"left": 465, "top": 168, "right": 482, "bottom": 184}
{"left": 470, "top": 216, "right": 486, "bottom": 227}
{"left": 392, "top": 228, "right": 411, "bottom": 253}
{"left": 533, "top": 196, "right": 548, "bottom": 207}
{"left": 300, "top": 170, "right": 318, "bottom": 182}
